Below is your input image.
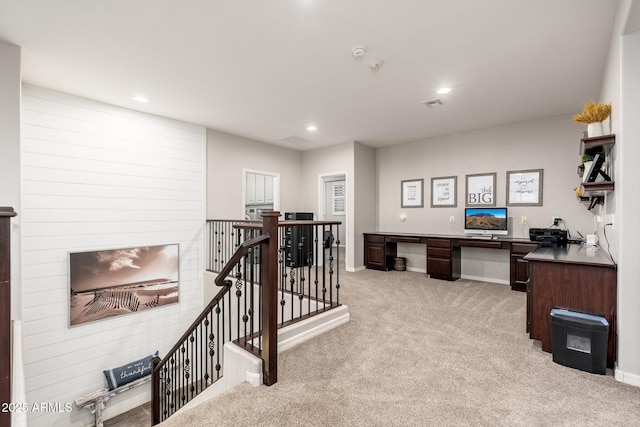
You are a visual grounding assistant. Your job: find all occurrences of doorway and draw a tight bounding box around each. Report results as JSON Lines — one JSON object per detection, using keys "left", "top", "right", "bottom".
{"left": 243, "top": 169, "right": 280, "bottom": 220}
{"left": 318, "top": 173, "right": 347, "bottom": 268}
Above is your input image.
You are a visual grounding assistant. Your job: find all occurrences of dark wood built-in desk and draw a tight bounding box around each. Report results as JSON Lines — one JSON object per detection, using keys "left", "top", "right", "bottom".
{"left": 364, "top": 232, "right": 618, "bottom": 367}
{"left": 363, "top": 232, "right": 539, "bottom": 291}
{"left": 525, "top": 245, "right": 617, "bottom": 368}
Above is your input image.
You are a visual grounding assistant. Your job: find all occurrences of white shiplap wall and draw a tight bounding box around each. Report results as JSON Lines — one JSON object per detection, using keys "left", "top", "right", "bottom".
{"left": 20, "top": 86, "right": 206, "bottom": 426}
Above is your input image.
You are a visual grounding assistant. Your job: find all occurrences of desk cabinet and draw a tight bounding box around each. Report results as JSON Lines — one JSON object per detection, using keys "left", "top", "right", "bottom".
{"left": 510, "top": 243, "right": 539, "bottom": 292}
{"left": 426, "top": 238, "right": 460, "bottom": 281}
{"left": 364, "top": 234, "right": 392, "bottom": 271}
{"left": 363, "top": 232, "right": 536, "bottom": 285}
{"left": 526, "top": 245, "right": 617, "bottom": 368}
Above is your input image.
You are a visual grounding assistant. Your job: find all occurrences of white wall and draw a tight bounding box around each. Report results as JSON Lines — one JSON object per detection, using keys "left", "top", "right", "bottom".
{"left": 606, "top": 0, "right": 640, "bottom": 386}
{"left": 0, "top": 41, "right": 22, "bottom": 319}
{"left": 617, "top": 24, "right": 640, "bottom": 387}
{"left": 353, "top": 142, "right": 377, "bottom": 271}
{"left": 206, "top": 129, "right": 304, "bottom": 218}
{"left": 21, "top": 86, "right": 206, "bottom": 426}
{"left": 302, "top": 142, "right": 355, "bottom": 270}
{"left": 376, "top": 114, "right": 596, "bottom": 282}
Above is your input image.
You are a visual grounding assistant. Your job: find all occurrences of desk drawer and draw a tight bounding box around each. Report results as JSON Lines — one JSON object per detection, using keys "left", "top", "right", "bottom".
{"left": 428, "top": 257, "right": 451, "bottom": 276}
{"left": 458, "top": 240, "right": 503, "bottom": 249}
{"left": 511, "top": 243, "right": 539, "bottom": 254}
{"left": 428, "top": 247, "right": 450, "bottom": 259}
{"left": 427, "top": 258, "right": 460, "bottom": 280}
{"left": 426, "top": 238, "right": 451, "bottom": 248}
{"left": 387, "top": 236, "right": 422, "bottom": 243}
{"left": 365, "top": 234, "right": 385, "bottom": 243}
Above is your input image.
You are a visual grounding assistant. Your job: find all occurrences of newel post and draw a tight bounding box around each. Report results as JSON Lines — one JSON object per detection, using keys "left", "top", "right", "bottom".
{"left": 151, "top": 355, "right": 161, "bottom": 425}
{"left": 1, "top": 207, "right": 17, "bottom": 427}
{"left": 261, "top": 211, "right": 279, "bottom": 385}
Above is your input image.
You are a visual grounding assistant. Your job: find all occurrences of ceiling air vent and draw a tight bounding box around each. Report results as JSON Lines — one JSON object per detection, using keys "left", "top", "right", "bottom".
{"left": 280, "top": 135, "right": 314, "bottom": 145}
{"left": 422, "top": 98, "right": 444, "bottom": 108}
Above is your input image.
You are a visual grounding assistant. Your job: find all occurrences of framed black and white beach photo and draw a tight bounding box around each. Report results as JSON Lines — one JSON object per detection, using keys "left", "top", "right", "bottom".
{"left": 69, "top": 244, "right": 179, "bottom": 326}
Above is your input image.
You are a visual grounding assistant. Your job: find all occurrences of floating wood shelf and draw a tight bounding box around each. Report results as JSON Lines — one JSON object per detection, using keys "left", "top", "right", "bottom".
{"left": 581, "top": 181, "right": 615, "bottom": 196}
{"left": 580, "top": 134, "right": 616, "bottom": 156}
{"left": 577, "top": 134, "right": 615, "bottom": 211}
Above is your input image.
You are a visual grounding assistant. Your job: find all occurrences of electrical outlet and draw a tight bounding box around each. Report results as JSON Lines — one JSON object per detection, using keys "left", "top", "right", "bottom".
{"left": 520, "top": 216, "right": 527, "bottom": 225}
{"left": 449, "top": 216, "right": 455, "bottom": 223}
{"left": 605, "top": 214, "right": 614, "bottom": 230}
{"left": 552, "top": 216, "right": 561, "bottom": 226}
{"left": 596, "top": 215, "right": 603, "bottom": 223}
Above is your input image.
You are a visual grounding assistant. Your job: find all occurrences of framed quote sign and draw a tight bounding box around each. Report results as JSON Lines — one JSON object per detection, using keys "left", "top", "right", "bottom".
{"left": 401, "top": 179, "right": 424, "bottom": 208}
{"left": 431, "top": 176, "right": 457, "bottom": 207}
{"left": 465, "top": 172, "right": 496, "bottom": 207}
{"left": 507, "top": 169, "right": 543, "bottom": 206}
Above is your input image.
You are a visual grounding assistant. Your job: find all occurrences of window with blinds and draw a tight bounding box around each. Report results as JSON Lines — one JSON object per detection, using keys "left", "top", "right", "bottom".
{"left": 332, "top": 182, "right": 345, "bottom": 215}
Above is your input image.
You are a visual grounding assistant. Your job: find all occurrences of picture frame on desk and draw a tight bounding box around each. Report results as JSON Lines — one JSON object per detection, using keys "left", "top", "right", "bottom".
{"left": 506, "top": 169, "right": 543, "bottom": 206}
{"left": 430, "top": 176, "right": 457, "bottom": 207}
{"left": 401, "top": 178, "right": 424, "bottom": 208}
{"left": 465, "top": 172, "right": 496, "bottom": 207}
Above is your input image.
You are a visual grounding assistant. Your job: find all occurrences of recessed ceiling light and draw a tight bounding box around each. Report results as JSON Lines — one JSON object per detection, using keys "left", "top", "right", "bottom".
{"left": 437, "top": 87, "right": 452, "bottom": 94}
{"left": 133, "top": 96, "right": 149, "bottom": 103}
{"left": 352, "top": 47, "right": 367, "bottom": 58}
{"left": 306, "top": 125, "right": 317, "bottom": 131}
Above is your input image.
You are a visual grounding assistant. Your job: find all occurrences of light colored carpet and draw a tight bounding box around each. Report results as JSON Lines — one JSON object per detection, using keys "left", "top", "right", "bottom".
{"left": 160, "top": 268, "right": 640, "bottom": 426}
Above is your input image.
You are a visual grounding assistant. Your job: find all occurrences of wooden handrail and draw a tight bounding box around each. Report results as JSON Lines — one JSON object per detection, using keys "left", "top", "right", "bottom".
{"left": 152, "top": 226, "right": 274, "bottom": 424}
{"left": 214, "top": 234, "right": 269, "bottom": 287}
{"left": 157, "top": 234, "right": 270, "bottom": 369}
{"left": 155, "top": 213, "right": 343, "bottom": 423}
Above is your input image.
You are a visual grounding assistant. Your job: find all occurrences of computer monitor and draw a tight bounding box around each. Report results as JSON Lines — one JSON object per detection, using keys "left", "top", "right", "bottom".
{"left": 464, "top": 207, "right": 508, "bottom": 236}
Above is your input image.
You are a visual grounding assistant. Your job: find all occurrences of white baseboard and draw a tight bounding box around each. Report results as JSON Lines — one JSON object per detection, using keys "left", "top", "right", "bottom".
{"left": 278, "top": 305, "right": 350, "bottom": 352}
{"left": 461, "top": 274, "right": 510, "bottom": 285}
{"left": 400, "top": 269, "right": 508, "bottom": 285}
{"left": 615, "top": 367, "right": 640, "bottom": 388}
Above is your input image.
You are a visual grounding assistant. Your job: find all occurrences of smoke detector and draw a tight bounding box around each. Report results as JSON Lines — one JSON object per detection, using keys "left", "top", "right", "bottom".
{"left": 352, "top": 46, "right": 367, "bottom": 58}
{"left": 422, "top": 98, "right": 444, "bottom": 108}
{"left": 369, "top": 59, "right": 383, "bottom": 71}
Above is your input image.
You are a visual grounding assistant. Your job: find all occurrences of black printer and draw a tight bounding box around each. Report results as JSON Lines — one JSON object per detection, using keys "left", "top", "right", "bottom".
{"left": 529, "top": 228, "right": 568, "bottom": 247}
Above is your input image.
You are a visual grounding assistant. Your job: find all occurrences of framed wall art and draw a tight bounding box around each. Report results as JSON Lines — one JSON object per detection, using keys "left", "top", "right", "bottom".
{"left": 69, "top": 244, "right": 179, "bottom": 326}
{"left": 431, "top": 176, "right": 457, "bottom": 207}
{"left": 507, "top": 169, "right": 543, "bottom": 206}
{"left": 401, "top": 179, "right": 424, "bottom": 208}
{"left": 465, "top": 172, "right": 496, "bottom": 207}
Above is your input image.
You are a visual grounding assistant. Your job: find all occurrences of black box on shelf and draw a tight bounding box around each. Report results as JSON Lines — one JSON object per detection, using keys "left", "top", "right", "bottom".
{"left": 550, "top": 309, "right": 608, "bottom": 374}
{"left": 284, "top": 212, "right": 314, "bottom": 268}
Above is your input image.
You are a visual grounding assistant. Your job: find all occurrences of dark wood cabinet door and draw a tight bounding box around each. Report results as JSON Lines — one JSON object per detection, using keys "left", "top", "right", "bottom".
{"left": 510, "top": 255, "right": 529, "bottom": 291}
{"left": 366, "top": 242, "right": 386, "bottom": 270}
{"left": 427, "top": 257, "right": 451, "bottom": 278}
{"left": 510, "top": 243, "right": 538, "bottom": 292}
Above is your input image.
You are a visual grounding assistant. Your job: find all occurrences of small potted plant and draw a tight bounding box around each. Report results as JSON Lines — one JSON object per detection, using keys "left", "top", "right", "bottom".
{"left": 577, "top": 154, "right": 594, "bottom": 180}
{"left": 573, "top": 101, "right": 611, "bottom": 137}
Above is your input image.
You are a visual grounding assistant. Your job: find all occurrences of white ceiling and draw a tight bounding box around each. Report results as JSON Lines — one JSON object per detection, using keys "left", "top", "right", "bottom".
{"left": 0, "top": 0, "right": 619, "bottom": 150}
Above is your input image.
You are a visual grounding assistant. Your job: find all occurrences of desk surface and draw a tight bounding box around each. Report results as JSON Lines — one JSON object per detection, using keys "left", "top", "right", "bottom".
{"left": 524, "top": 244, "right": 616, "bottom": 268}
{"left": 364, "top": 231, "right": 533, "bottom": 244}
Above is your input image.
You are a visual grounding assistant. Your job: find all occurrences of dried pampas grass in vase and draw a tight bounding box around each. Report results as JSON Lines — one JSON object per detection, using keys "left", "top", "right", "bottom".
{"left": 573, "top": 101, "right": 611, "bottom": 137}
